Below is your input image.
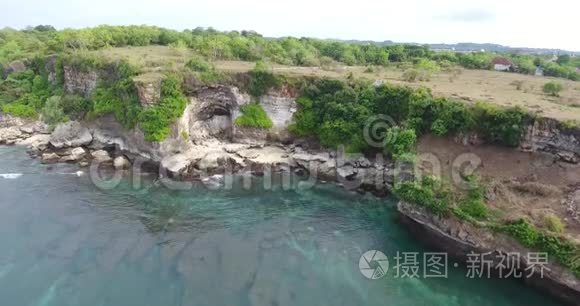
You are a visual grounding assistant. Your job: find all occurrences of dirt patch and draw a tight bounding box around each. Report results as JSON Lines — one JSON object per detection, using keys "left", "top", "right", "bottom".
{"left": 417, "top": 134, "right": 580, "bottom": 239}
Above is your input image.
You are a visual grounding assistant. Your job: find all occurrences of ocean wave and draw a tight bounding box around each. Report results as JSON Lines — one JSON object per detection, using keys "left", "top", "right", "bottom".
{"left": 0, "top": 173, "right": 23, "bottom": 179}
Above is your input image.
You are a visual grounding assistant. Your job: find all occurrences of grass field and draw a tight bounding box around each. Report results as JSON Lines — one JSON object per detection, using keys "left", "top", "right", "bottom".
{"left": 96, "top": 46, "right": 580, "bottom": 121}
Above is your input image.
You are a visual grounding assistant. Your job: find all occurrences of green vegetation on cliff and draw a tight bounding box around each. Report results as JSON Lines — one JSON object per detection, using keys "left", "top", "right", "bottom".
{"left": 138, "top": 74, "right": 188, "bottom": 142}
{"left": 1, "top": 25, "right": 578, "bottom": 81}
{"left": 234, "top": 103, "right": 273, "bottom": 129}
{"left": 290, "top": 78, "right": 532, "bottom": 154}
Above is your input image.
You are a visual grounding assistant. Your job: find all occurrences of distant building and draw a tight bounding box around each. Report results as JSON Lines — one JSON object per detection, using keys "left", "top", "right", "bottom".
{"left": 535, "top": 66, "right": 544, "bottom": 76}
{"left": 492, "top": 57, "right": 513, "bottom": 71}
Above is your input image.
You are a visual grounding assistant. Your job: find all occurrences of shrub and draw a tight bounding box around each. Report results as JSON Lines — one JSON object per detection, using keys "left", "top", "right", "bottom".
{"left": 544, "top": 213, "right": 565, "bottom": 234}
{"left": 41, "top": 96, "right": 68, "bottom": 126}
{"left": 87, "top": 60, "right": 142, "bottom": 128}
{"left": 402, "top": 69, "right": 431, "bottom": 82}
{"left": 543, "top": 82, "right": 563, "bottom": 96}
{"left": 384, "top": 127, "right": 416, "bottom": 157}
{"left": 138, "top": 74, "right": 188, "bottom": 142}
{"left": 503, "top": 219, "right": 539, "bottom": 247}
{"left": 537, "top": 234, "right": 577, "bottom": 266}
{"left": 471, "top": 102, "right": 529, "bottom": 147}
{"left": 2, "top": 102, "right": 38, "bottom": 119}
{"left": 288, "top": 97, "right": 317, "bottom": 136}
{"left": 415, "top": 59, "right": 440, "bottom": 72}
{"left": 234, "top": 103, "right": 273, "bottom": 129}
{"left": 457, "top": 182, "right": 488, "bottom": 220}
{"left": 248, "top": 61, "right": 280, "bottom": 96}
{"left": 364, "top": 66, "right": 375, "bottom": 73}
{"left": 60, "top": 95, "right": 90, "bottom": 119}
{"left": 561, "top": 120, "right": 580, "bottom": 130}
{"left": 395, "top": 176, "right": 451, "bottom": 217}
{"left": 186, "top": 55, "right": 213, "bottom": 73}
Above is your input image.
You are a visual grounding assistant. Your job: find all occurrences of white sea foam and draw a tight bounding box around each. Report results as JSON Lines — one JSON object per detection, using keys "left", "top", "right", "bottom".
{"left": 0, "top": 173, "right": 23, "bottom": 179}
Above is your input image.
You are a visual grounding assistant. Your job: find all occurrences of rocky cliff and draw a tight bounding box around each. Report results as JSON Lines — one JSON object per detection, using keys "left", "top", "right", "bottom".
{"left": 521, "top": 118, "right": 580, "bottom": 163}
{"left": 398, "top": 201, "right": 580, "bottom": 306}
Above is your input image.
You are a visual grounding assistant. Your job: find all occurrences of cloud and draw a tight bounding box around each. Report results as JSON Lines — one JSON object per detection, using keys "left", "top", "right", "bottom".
{"left": 436, "top": 9, "right": 495, "bottom": 23}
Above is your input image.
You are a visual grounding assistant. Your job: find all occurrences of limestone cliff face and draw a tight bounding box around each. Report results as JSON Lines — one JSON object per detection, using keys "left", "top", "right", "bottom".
{"left": 60, "top": 65, "right": 163, "bottom": 107}
{"left": 78, "top": 85, "right": 296, "bottom": 162}
{"left": 63, "top": 66, "right": 98, "bottom": 97}
{"left": 521, "top": 118, "right": 580, "bottom": 163}
{"left": 133, "top": 73, "right": 163, "bottom": 107}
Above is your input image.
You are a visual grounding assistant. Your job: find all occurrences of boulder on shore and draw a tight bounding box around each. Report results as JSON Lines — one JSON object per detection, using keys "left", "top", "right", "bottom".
{"left": 91, "top": 150, "right": 112, "bottom": 162}
{"left": 60, "top": 147, "right": 86, "bottom": 162}
{"left": 50, "top": 121, "right": 93, "bottom": 149}
{"left": 113, "top": 155, "right": 131, "bottom": 169}
{"left": 41, "top": 152, "right": 60, "bottom": 163}
{"left": 0, "top": 127, "right": 23, "bottom": 144}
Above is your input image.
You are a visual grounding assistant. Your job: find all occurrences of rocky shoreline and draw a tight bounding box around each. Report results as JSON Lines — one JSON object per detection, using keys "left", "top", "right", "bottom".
{"left": 0, "top": 114, "right": 396, "bottom": 195}
{"left": 398, "top": 201, "right": 580, "bottom": 306}
{"left": 2, "top": 110, "right": 580, "bottom": 304}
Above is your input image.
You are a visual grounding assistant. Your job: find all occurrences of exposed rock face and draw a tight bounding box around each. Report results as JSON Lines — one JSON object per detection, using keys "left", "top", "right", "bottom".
{"left": 3, "top": 60, "right": 27, "bottom": 77}
{"left": 232, "top": 127, "right": 268, "bottom": 145}
{"left": 134, "top": 75, "right": 162, "bottom": 107}
{"left": 50, "top": 121, "right": 93, "bottom": 148}
{"left": 87, "top": 115, "right": 191, "bottom": 161}
{"left": 520, "top": 119, "right": 580, "bottom": 163}
{"left": 259, "top": 92, "right": 297, "bottom": 131}
{"left": 398, "top": 201, "right": 580, "bottom": 306}
{"left": 63, "top": 66, "right": 98, "bottom": 97}
{"left": 45, "top": 55, "right": 59, "bottom": 85}
{"left": 187, "top": 86, "right": 251, "bottom": 142}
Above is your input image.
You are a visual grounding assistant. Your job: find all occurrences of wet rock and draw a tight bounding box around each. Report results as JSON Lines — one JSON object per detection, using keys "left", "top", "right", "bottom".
{"left": 113, "top": 155, "right": 131, "bottom": 170}
{"left": 41, "top": 152, "right": 60, "bottom": 163}
{"left": 17, "top": 134, "right": 51, "bottom": 151}
{"left": 337, "top": 165, "right": 357, "bottom": 180}
{"left": 60, "top": 147, "right": 86, "bottom": 162}
{"left": 50, "top": 121, "right": 93, "bottom": 148}
{"left": 201, "top": 174, "right": 224, "bottom": 188}
{"left": 197, "top": 151, "right": 235, "bottom": 170}
{"left": 161, "top": 154, "right": 190, "bottom": 176}
{"left": 91, "top": 150, "right": 112, "bottom": 162}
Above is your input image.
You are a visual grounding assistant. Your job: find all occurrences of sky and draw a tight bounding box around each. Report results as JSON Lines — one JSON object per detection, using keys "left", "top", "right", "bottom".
{"left": 1, "top": 0, "right": 579, "bottom": 51}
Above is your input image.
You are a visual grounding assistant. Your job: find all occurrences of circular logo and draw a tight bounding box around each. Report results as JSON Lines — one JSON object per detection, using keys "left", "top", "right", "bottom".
{"left": 359, "top": 250, "right": 389, "bottom": 279}
{"left": 363, "top": 114, "right": 396, "bottom": 148}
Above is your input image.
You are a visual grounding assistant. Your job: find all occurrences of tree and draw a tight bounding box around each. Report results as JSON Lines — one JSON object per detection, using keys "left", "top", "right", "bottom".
{"left": 556, "top": 54, "right": 571, "bottom": 65}
{"left": 41, "top": 96, "right": 67, "bottom": 126}
{"left": 543, "top": 82, "right": 563, "bottom": 96}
